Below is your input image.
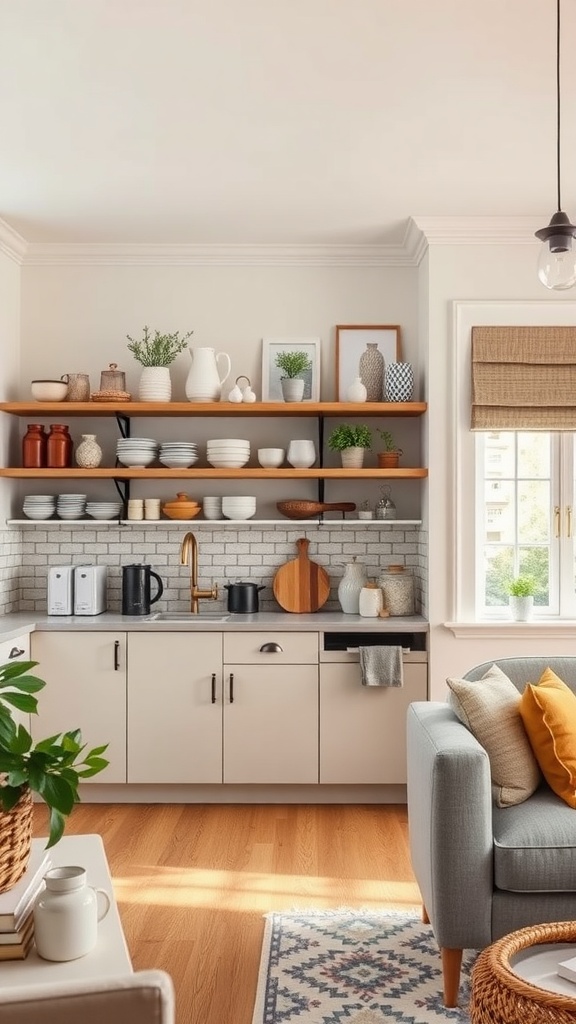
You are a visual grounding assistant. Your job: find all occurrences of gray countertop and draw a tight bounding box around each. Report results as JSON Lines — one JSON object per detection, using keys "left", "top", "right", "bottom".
{"left": 0, "top": 610, "right": 428, "bottom": 639}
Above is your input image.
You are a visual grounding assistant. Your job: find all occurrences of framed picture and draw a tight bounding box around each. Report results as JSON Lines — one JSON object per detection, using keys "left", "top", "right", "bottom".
{"left": 335, "top": 324, "right": 401, "bottom": 401}
{"left": 261, "top": 337, "right": 321, "bottom": 402}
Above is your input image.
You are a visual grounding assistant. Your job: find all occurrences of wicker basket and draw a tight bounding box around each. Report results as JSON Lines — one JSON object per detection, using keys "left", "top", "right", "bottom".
{"left": 0, "top": 786, "right": 34, "bottom": 893}
{"left": 470, "top": 921, "right": 576, "bottom": 1024}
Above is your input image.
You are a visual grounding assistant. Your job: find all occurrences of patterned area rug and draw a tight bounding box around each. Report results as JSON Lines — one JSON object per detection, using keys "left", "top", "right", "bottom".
{"left": 252, "top": 909, "right": 477, "bottom": 1024}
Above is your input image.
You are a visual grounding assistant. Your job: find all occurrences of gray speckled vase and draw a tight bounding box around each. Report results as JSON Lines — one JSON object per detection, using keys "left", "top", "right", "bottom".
{"left": 358, "top": 343, "right": 384, "bottom": 401}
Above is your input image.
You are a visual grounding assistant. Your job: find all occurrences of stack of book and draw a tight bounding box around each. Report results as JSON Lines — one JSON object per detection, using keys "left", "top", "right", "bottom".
{"left": 0, "top": 839, "right": 50, "bottom": 960}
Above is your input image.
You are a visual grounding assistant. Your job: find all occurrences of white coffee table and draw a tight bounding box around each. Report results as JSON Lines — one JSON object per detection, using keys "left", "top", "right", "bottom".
{"left": 0, "top": 833, "right": 132, "bottom": 988}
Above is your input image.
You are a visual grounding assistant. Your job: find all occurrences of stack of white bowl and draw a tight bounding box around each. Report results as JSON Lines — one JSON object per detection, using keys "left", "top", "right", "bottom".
{"left": 159, "top": 441, "right": 198, "bottom": 469}
{"left": 116, "top": 437, "right": 158, "bottom": 467}
{"left": 22, "top": 494, "right": 56, "bottom": 519}
{"left": 86, "top": 501, "right": 124, "bottom": 520}
{"left": 202, "top": 496, "right": 223, "bottom": 519}
{"left": 56, "top": 494, "right": 87, "bottom": 519}
{"left": 207, "top": 438, "right": 250, "bottom": 468}
{"left": 221, "top": 495, "right": 257, "bottom": 520}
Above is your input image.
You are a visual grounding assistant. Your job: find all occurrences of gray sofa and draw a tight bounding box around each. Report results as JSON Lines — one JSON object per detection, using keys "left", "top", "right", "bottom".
{"left": 406, "top": 656, "right": 576, "bottom": 1007}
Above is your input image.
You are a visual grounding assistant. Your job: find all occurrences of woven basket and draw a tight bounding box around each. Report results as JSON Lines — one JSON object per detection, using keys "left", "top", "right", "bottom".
{"left": 0, "top": 786, "right": 34, "bottom": 893}
{"left": 470, "top": 921, "right": 576, "bottom": 1024}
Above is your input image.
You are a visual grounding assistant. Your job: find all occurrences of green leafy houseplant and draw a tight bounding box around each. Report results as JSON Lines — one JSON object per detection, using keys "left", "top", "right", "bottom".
{"left": 377, "top": 429, "right": 403, "bottom": 454}
{"left": 274, "top": 350, "right": 312, "bottom": 378}
{"left": 328, "top": 424, "right": 372, "bottom": 451}
{"left": 0, "top": 660, "right": 108, "bottom": 848}
{"left": 126, "top": 326, "right": 194, "bottom": 367}
{"left": 507, "top": 575, "right": 536, "bottom": 597}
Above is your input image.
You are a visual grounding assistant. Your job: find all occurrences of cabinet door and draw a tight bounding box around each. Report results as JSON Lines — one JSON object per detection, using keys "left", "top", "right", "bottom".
{"left": 30, "top": 632, "right": 127, "bottom": 783}
{"left": 319, "top": 662, "right": 427, "bottom": 784}
{"left": 127, "top": 632, "right": 223, "bottom": 783}
{"left": 222, "top": 665, "right": 318, "bottom": 783}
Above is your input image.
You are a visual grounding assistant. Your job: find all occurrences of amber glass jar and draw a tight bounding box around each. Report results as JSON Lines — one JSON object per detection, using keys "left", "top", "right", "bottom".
{"left": 22, "top": 424, "right": 47, "bottom": 468}
{"left": 46, "top": 424, "right": 73, "bottom": 468}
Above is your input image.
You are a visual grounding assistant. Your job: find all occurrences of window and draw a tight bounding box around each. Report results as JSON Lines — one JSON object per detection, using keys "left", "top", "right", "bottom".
{"left": 475, "top": 431, "right": 576, "bottom": 618}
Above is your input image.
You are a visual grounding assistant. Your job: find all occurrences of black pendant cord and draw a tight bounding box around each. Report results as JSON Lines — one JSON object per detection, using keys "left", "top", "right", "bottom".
{"left": 556, "top": 0, "right": 562, "bottom": 213}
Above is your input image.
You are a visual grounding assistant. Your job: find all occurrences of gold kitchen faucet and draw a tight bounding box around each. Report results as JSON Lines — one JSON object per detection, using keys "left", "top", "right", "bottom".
{"left": 179, "top": 531, "right": 218, "bottom": 613}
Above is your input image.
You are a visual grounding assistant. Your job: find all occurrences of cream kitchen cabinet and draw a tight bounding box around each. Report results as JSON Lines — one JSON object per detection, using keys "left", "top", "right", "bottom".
{"left": 222, "top": 630, "right": 318, "bottom": 783}
{"left": 127, "top": 632, "right": 223, "bottom": 783}
{"left": 319, "top": 653, "right": 427, "bottom": 784}
{"left": 29, "top": 631, "right": 127, "bottom": 783}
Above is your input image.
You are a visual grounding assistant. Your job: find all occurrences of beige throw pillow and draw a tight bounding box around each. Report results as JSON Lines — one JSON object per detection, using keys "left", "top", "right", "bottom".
{"left": 446, "top": 664, "right": 541, "bottom": 807}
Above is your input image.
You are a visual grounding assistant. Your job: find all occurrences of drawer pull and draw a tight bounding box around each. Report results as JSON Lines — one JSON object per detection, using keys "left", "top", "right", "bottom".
{"left": 229, "top": 672, "right": 234, "bottom": 704}
{"left": 8, "top": 647, "right": 25, "bottom": 659}
{"left": 211, "top": 672, "right": 216, "bottom": 704}
{"left": 259, "top": 642, "right": 283, "bottom": 653}
{"left": 114, "top": 640, "right": 120, "bottom": 671}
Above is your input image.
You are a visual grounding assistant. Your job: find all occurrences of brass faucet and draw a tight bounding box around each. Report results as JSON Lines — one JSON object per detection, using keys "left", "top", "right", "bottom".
{"left": 179, "top": 531, "right": 218, "bottom": 613}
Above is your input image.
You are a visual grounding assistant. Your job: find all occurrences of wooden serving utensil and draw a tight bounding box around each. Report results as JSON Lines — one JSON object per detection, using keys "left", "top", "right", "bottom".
{"left": 276, "top": 500, "right": 356, "bottom": 519}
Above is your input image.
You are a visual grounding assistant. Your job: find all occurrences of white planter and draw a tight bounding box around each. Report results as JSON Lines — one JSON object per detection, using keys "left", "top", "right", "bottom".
{"left": 281, "top": 378, "right": 305, "bottom": 402}
{"left": 341, "top": 447, "right": 365, "bottom": 468}
{"left": 509, "top": 596, "right": 534, "bottom": 621}
{"left": 138, "top": 366, "right": 172, "bottom": 402}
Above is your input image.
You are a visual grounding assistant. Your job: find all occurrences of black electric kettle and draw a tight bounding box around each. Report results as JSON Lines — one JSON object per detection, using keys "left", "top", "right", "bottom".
{"left": 122, "top": 564, "right": 164, "bottom": 616}
{"left": 224, "top": 581, "right": 265, "bottom": 613}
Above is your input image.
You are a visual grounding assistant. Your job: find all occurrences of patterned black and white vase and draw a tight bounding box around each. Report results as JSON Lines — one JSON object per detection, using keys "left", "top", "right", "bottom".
{"left": 385, "top": 362, "right": 414, "bottom": 402}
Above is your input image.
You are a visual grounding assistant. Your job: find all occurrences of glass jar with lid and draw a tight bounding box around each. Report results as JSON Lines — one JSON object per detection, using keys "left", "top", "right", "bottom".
{"left": 375, "top": 485, "right": 396, "bottom": 520}
{"left": 378, "top": 565, "right": 415, "bottom": 616}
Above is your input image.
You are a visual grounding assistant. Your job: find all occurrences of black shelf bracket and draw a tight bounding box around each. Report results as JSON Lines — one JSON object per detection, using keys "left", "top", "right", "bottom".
{"left": 115, "top": 412, "right": 130, "bottom": 439}
{"left": 113, "top": 477, "right": 130, "bottom": 509}
{"left": 317, "top": 414, "right": 325, "bottom": 503}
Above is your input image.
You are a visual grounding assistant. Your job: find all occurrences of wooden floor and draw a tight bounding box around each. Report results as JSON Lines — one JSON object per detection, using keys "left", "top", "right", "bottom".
{"left": 33, "top": 802, "right": 420, "bottom": 1024}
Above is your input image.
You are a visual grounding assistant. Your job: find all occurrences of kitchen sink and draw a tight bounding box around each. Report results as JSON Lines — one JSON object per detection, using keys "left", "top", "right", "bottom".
{"left": 145, "top": 612, "right": 231, "bottom": 622}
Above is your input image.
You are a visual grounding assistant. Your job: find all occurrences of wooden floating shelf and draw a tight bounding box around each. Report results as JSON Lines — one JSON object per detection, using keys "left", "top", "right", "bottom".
{"left": 0, "top": 467, "right": 428, "bottom": 479}
{"left": 0, "top": 401, "right": 427, "bottom": 418}
{"left": 8, "top": 518, "right": 423, "bottom": 528}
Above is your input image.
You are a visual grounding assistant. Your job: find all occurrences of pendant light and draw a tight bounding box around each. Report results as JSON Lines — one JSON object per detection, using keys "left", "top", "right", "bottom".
{"left": 535, "top": 0, "right": 576, "bottom": 290}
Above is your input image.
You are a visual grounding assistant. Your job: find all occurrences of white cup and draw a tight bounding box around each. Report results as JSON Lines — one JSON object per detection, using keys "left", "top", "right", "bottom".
{"left": 144, "top": 498, "right": 161, "bottom": 520}
{"left": 127, "top": 500, "right": 144, "bottom": 521}
{"left": 203, "top": 496, "right": 223, "bottom": 520}
{"left": 287, "top": 439, "right": 316, "bottom": 468}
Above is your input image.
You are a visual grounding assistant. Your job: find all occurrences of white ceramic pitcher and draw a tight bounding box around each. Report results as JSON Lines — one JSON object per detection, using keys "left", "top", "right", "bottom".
{"left": 185, "top": 346, "right": 231, "bottom": 402}
{"left": 34, "top": 865, "right": 111, "bottom": 961}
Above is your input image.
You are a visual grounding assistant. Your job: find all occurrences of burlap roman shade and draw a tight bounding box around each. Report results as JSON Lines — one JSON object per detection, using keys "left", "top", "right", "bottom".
{"left": 471, "top": 325, "right": 576, "bottom": 429}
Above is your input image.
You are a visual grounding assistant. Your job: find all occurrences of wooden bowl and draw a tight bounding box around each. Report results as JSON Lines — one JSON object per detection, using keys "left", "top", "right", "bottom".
{"left": 162, "top": 505, "right": 201, "bottom": 520}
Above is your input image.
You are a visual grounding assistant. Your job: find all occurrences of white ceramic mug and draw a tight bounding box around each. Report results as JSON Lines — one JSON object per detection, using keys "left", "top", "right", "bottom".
{"left": 34, "top": 865, "right": 111, "bottom": 961}
{"left": 287, "top": 439, "right": 316, "bottom": 468}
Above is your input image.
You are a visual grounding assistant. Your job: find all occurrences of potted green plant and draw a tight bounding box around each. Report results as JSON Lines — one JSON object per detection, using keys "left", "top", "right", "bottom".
{"left": 127, "top": 325, "right": 194, "bottom": 402}
{"left": 328, "top": 423, "right": 372, "bottom": 468}
{"left": 274, "top": 350, "right": 312, "bottom": 403}
{"left": 507, "top": 575, "right": 536, "bottom": 621}
{"left": 377, "top": 429, "right": 403, "bottom": 468}
{"left": 0, "top": 659, "right": 108, "bottom": 887}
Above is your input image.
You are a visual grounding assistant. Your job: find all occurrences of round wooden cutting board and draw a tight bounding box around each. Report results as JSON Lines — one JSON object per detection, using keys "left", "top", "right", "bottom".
{"left": 273, "top": 537, "right": 330, "bottom": 613}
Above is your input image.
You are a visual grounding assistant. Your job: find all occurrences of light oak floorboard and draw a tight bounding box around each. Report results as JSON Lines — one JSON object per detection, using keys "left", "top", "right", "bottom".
{"left": 33, "top": 803, "right": 420, "bottom": 1024}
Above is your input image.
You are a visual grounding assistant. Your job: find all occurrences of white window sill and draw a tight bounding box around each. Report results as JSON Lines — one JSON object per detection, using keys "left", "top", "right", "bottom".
{"left": 444, "top": 621, "right": 576, "bottom": 638}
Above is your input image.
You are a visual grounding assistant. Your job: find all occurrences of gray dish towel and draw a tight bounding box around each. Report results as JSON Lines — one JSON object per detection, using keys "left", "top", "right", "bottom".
{"left": 359, "top": 645, "right": 404, "bottom": 687}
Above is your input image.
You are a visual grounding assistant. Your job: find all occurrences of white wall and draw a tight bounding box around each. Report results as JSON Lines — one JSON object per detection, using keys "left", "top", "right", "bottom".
{"left": 0, "top": 251, "right": 21, "bottom": 524}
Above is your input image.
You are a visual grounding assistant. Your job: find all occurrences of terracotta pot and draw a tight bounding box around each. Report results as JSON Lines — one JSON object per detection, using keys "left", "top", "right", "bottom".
{"left": 378, "top": 451, "right": 400, "bottom": 468}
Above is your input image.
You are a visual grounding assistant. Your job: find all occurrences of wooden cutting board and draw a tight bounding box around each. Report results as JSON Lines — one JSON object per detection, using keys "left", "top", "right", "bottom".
{"left": 273, "top": 537, "right": 330, "bottom": 613}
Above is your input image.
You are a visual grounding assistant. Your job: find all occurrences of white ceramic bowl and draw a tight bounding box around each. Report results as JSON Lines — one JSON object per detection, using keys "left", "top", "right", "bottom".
{"left": 257, "top": 447, "right": 285, "bottom": 468}
{"left": 31, "top": 379, "right": 68, "bottom": 401}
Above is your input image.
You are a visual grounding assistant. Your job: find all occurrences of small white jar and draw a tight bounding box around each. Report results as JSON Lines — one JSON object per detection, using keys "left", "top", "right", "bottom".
{"left": 359, "top": 582, "right": 383, "bottom": 617}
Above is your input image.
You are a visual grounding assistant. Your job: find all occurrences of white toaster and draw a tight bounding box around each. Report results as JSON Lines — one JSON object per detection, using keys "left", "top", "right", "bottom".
{"left": 47, "top": 565, "right": 75, "bottom": 616}
{"left": 73, "top": 565, "right": 108, "bottom": 615}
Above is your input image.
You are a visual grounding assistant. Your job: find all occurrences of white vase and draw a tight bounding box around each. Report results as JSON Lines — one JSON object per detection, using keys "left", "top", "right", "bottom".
{"left": 75, "top": 434, "right": 102, "bottom": 468}
{"left": 287, "top": 439, "right": 316, "bottom": 468}
{"left": 509, "top": 596, "right": 534, "bottom": 621}
{"left": 138, "top": 366, "right": 172, "bottom": 402}
{"left": 185, "top": 346, "right": 231, "bottom": 402}
{"left": 281, "top": 378, "right": 305, "bottom": 402}
{"left": 341, "top": 447, "right": 365, "bottom": 468}
{"left": 338, "top": 558, "right": 368, "bottom": 613}
{"left": 346, "top": 377, "right": 368, "bottom": 402}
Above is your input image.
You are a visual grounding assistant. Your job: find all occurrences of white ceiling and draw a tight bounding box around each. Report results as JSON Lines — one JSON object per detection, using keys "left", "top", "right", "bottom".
{"left": 1, "top": 0, "right": 575, "bottom": 246}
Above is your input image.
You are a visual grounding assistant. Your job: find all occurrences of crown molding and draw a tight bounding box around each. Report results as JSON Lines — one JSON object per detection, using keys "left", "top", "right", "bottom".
{"left": 22, "top": 241, "right": 419, "bottom": 268}
{"left": 0, "top": 219, "right": 28, "bottom": 264}
{"left": 411, "top": 216, "right": 540, "bottom": 245}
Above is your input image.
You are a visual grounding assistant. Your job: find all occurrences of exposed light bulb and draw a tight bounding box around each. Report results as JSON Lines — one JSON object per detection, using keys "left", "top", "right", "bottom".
{"left": 537, "top": 236, "right": 576, "bottom": 290}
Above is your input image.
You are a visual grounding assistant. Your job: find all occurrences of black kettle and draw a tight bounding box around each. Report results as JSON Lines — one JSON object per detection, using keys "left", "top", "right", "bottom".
{"left": 224, "top": 581, "right": 265, "bottom": 613}
{"left": 122, "top": 564, "right": 164, "bottom": 616}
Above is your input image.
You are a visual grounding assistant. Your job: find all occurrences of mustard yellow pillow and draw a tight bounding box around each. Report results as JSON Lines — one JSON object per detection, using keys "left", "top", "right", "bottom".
{"left": 519, "top": 668, "right": 576, "bottom": 808}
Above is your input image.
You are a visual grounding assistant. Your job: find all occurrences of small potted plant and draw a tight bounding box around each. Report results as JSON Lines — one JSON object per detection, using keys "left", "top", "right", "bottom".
{"left": 507, "top": 575, "right": 536, "bottom": 621}
{"left": 274, "top": 350, "right": 312, "bottom": 403}
{"left": 127, "top": 325, "right": 194, "bottom": 402}
{"left": 328, "top": 423, "right": 372, "bottom": 468}
{"left": 0, "top": 659, "right": 108, "bottom": 888}
{"left": 377, "top": 429, "right": 403, "bottom": 468}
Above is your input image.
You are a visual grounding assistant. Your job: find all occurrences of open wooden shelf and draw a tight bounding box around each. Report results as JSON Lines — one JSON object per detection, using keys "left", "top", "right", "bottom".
{"left": 0, "top": 400, "right": 427, "bottom": 418}
{"left": 0, "top": 466, "right": 428, "bottom": 480}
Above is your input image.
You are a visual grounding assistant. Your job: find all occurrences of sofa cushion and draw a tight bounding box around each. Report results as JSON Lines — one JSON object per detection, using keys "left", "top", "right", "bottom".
{"left": 446, "top": 664, "right": 541, "bottom": 807}
{"left": 493, "top": 785, "right": 576, "bottom": 892}
{"left": 519, "top": 667, "right": 576, "bottom": 809}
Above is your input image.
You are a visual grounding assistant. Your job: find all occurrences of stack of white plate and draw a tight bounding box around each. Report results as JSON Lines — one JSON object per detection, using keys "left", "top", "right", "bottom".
{"left": 221, "top": 495, "right": 257, "bottom": 520}
{"left": 22, "top": 495, "right": 56, "bottom": 520}
{"left": 207, "top": 438, "right": 250, "bottom": 469}
{"left": 86, "top": 501, "right": 124, "bottom": 520}
{"left": 158, "top": 442, "right": 198, "bottom": 469}
{"left": 116, "top": 437, "right": 159, "bottom": 468}
{"left": 57, "top": 494, "right": 87, "bottom": 519}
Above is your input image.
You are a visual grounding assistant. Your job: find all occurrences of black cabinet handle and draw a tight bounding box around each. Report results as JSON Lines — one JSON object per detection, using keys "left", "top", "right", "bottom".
{"left": 211, "top": 672, "right": 216, "bottom": 704}
{"left": 8, "top": 647, "right": 25, "bottom": 659}
{"left": 229, "top": 672, "right": 234, "bottom": 704}
{"left": 259, "top": 642, "right": 283, "bottom": 653}
{"left": 114, "top": 640, "right": 120, "bottom": 671}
